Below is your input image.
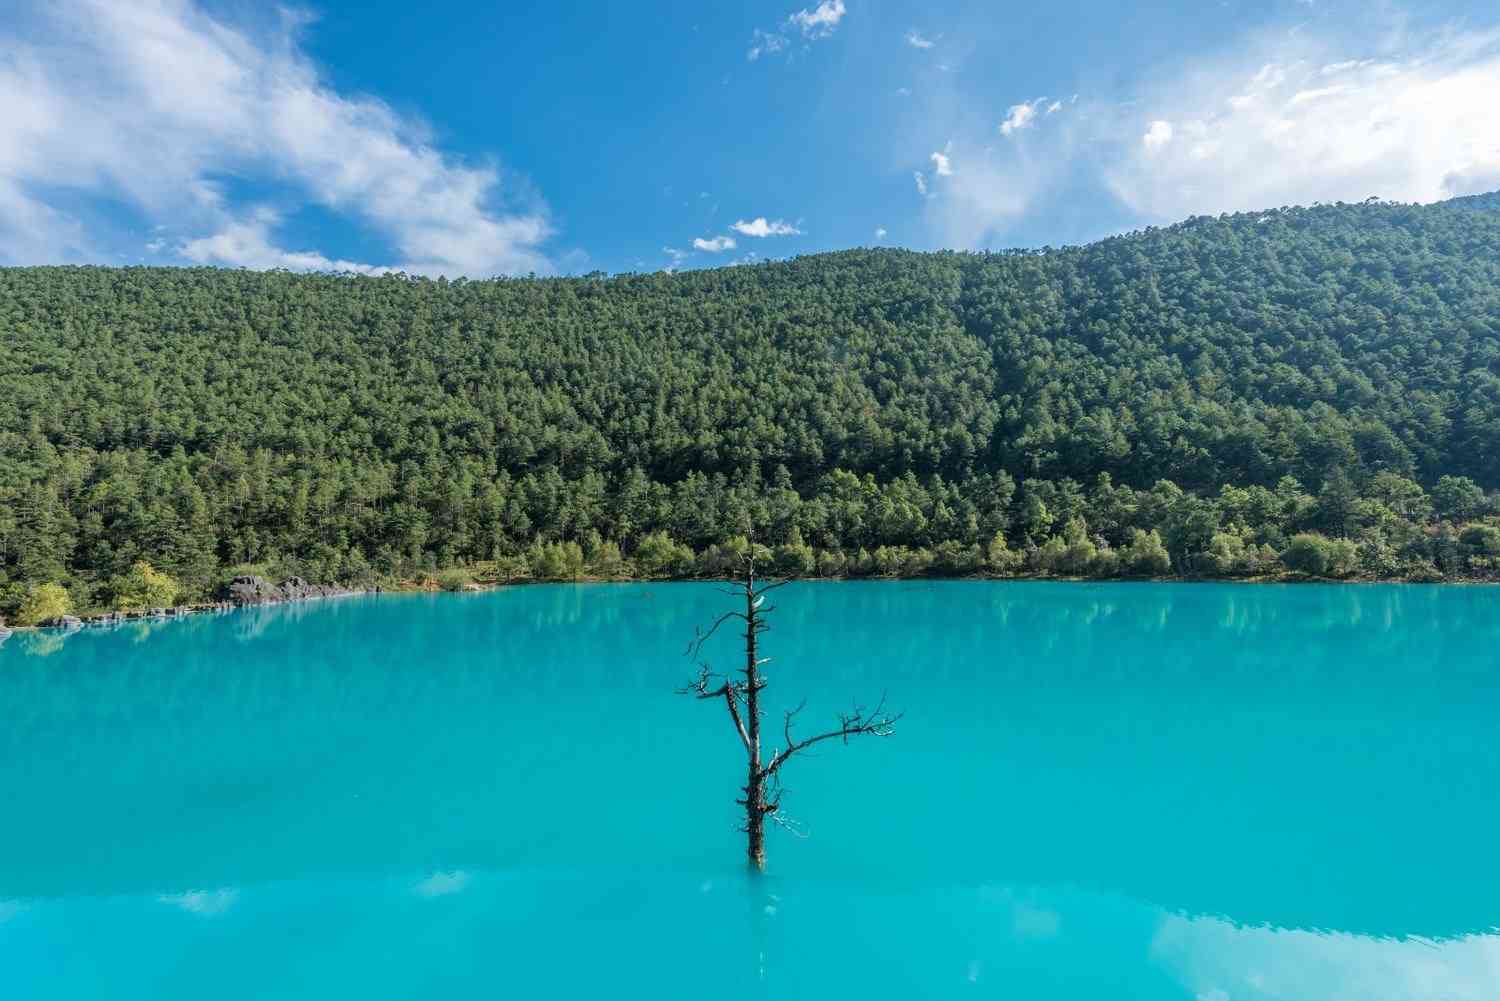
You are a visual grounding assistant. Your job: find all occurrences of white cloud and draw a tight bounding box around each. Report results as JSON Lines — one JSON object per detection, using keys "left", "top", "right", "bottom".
{"left": 874, "top": 226, "right": 887, "bottom": 239}
{"left": 731, "top": 217, "right": 801, "bottom": 237}
{"left": 930, "top": 151, "right": 954, "bottom": 176}
{"left": 414, "top": 870, "right": 471, "bottom": 898}
{"left": 906, "top": 30, "right": 935, "bottom": 50}
{"left": 662, "top": 246, "right": 689, "bottom": 269}
{"left": 1000, "top": 100, "right": 1044, "bottom": 136}
{"left": 1142, "top": 120, "right": 1175, "bottom": 149}
{"left": 747, "top": 28, "right": 788, "bottom": 61}
{"left": 751, "top": 1, "right": 845, "bottom": 59}
{"left": 902, "top": 22, "right": 1500, "bottom": 254}
{"left": 693, "top": 235, "right": 736, "bottom": 252}
{"left": 0, "top": 0, "right": 550, "bottom": 275}
{"left": 1105, "top": 30, "right": 1500, "bottom": 219}
{"left": 896, "top": 86, "right": 912, "bottom": 96}
{"left": 159, "top": 888, "right": 238, "bottom": 916}
{"left": 913, "top": 171, "right": 928, "bottom": 195}
{"left": 180, "top": 208, "right": 393, "bottom": 273}
{"left": 789, "top": 0, "right": 847, "bottom": 39}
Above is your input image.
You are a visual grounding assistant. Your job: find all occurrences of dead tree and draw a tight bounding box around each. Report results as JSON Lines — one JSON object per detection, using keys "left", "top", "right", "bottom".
{"left": 679, "top": 552, "right": 900, "bottom": 870}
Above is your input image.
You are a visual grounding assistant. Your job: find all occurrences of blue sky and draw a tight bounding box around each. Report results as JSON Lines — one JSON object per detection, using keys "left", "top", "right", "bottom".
{"left": 1, "top": 0, "right": 1498, "bottom": 276}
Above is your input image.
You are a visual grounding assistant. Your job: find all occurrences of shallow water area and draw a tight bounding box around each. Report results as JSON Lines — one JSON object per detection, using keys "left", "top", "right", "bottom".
{"left": 2, "top": 581, "right": 1498, "bottom": 999}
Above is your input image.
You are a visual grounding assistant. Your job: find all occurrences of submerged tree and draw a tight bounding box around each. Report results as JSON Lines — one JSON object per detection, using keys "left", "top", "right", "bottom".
{"left": 679, "top": 554, "right": 900, "bottom": 870}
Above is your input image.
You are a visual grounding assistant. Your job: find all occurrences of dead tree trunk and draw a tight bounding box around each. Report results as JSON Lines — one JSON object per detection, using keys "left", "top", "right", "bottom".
{"left": 680, "top": 553, "right": 899, "bottom": 871}
{"left": 742, "top": 576, "right": 767, "bottom": 868}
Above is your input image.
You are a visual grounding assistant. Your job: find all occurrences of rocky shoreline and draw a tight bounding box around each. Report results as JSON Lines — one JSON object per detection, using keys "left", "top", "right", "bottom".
{"left": 3, "top": 575, "right": 369, "bottom": 638}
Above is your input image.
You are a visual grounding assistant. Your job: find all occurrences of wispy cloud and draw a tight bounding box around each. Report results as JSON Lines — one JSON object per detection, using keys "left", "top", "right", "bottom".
{"left": 748, "top": 1, "right": 847, "bottom": 60}
{"left": 923, "top": 150, "right": 1041, "bottom": 248}
{"left": 731, "top": 217, "right": 801, "bottom": 237}
{"left": 913, "top": 171, "right": 928, "bottom": 196}
{"left": 930, "top": 151, "right": 954, "bottom": 176}
{"left": 906, "top": 30, "right": 935, "bottom": 50}
{"left": 1000, "top": 99, "right": 1047, "bottom": 137}
{"left": 874, "top": 226, "right": 887, "bottom": 239}
{"left": 693, "top": 235, "right": 736, "bottom": 252}
{"left": 0, "top": 0, "right": 551, "bottom": 275}
{"left": 747, "top": 28, "right": 788, "bottom": 61}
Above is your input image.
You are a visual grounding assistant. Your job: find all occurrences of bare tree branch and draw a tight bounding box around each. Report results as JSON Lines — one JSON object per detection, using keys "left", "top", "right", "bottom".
{"left": 762, "top": 691, "right": 901, "bottom": 779}
{"left": 677, "top": 665, "right": 752, "bottom": 753}
{"left": 683, "top": 609, "right": 746, "bottom": 661}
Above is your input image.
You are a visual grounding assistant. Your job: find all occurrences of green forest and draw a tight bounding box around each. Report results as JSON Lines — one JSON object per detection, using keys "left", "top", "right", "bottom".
{"left": 3, "top": 193, "right": 1500, "bottom": 619}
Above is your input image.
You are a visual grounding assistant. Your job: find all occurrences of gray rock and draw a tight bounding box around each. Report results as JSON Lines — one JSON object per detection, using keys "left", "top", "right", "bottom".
{"left": 279, "top": 576, "right": 314, "bottom": 600}
{"left": 0, "top": 626, "right": 12, "bottom": 644}
{"left": 221, "top": 574, "right": 354, "bottom": 607}
{"left": 225, "top": 575, "right": 283, "bottom": 606}
{"left": 57, "top": 615, "right": 83, "bottom": 630}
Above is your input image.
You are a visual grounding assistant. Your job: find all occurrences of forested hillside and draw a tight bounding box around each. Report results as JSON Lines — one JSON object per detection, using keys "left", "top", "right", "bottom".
{"left": 4, "top": 194, "right": 1500, "bottom": 615}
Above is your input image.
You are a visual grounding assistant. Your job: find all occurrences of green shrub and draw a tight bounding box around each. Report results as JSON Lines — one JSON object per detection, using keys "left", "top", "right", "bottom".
{"left": 530, "top": 541, "right": 586, "bottom": 580}
{"left": 902, "top": 547, "right": 935, "bottom": 576}
{"left": 16, "top": 582, "right": 72, "bottom": 626}
{"left": 633, "top": 532, "right": 695, "bottom": 578}
{"left": 1326, "top": 538, "right": 1359, "bottom": 578}
{"left": 815, "top": 549, "right": 848, "bottom": 577}
{"left": 437, "top": 569, "right": 475, "bottom": 592}
{"left": 1123, "top": 529, "right": 1172, "bottom": 576}
{"left": 589, "top": 540, "right": 626, "bottom": 578}
{"left": 986, "top": 531, "right": 1023, "bottom": 574}
{"left": 1058, "top": 538, "right": 1098, "bottom": 576}
{"left": 113, "top": 561, "right": 180, "bottom": 610}
{"left": 1280, "top": 533, "right": 1333, "bottom": 576}
{"left": 773, "top": 541, "right": 817, "bottom": 577}
{"left": 871, "top": 546, "right": 906, "bottom": 577}
{"left": 1033, "top": 536, "right": 1068, "bottom": 573}
{"left": 1090, "top": 547, "right": 1121, "bottom": 578}
{"left": 932, "top": 540, "right": 983, "bottom": 575}
{"left": 1200, "top": 532, "right": 1249, "bottom": 576}
{"left": 1459, "top": 523, "right": 1500, "bottom": 557}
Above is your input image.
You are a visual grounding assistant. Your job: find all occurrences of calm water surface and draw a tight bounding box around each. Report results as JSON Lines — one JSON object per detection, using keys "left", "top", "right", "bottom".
{"left": 1, "top": 581, "right": 1498, "bottom": 999}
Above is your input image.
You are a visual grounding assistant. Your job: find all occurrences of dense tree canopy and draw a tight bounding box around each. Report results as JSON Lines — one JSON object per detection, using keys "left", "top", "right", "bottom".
{"left": 3, "top": 193, "right": 1500, "bottom": 612}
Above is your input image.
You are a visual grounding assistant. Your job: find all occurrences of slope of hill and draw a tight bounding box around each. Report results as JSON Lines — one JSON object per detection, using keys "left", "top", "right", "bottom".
{"left": 3, "top": 195, "right": 1500, "bottom": 609}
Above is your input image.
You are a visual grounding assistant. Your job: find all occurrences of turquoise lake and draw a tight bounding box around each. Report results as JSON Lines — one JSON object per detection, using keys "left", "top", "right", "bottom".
{"left": 2, "top": 581, "right": 1498, "bottom": 999}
